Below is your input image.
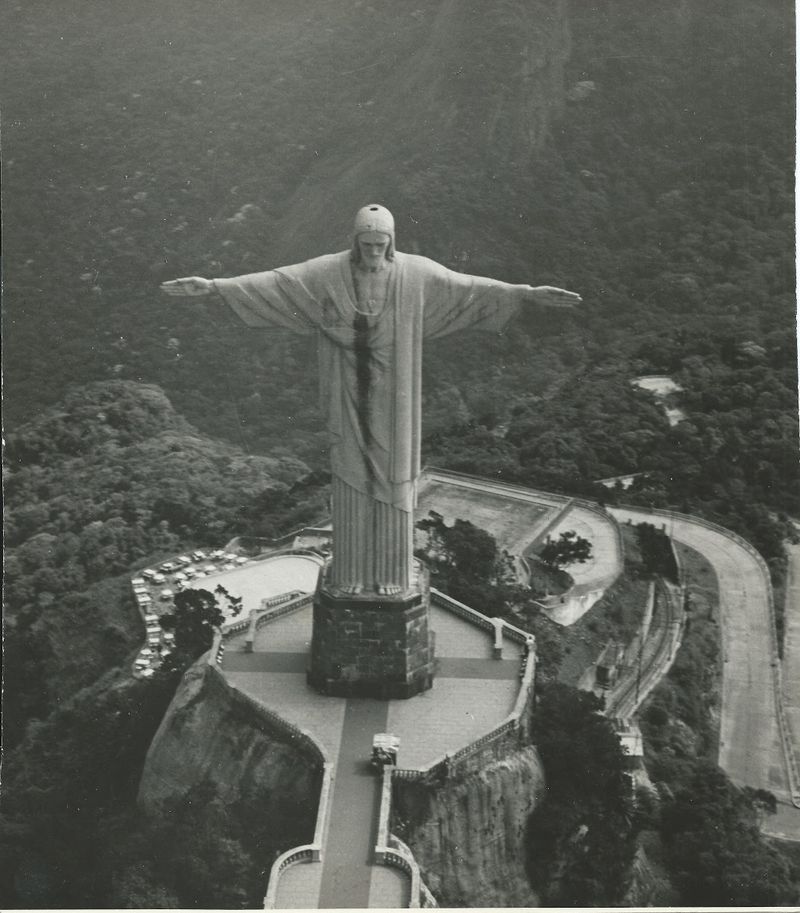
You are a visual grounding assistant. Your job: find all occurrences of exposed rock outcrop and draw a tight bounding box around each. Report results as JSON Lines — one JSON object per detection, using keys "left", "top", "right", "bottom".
{"left": 138, "top": 660, "right": 321, "bottom": 821}
{"left": 269, "top": 0, "right": 571, "bottom": 264}
{"left": 393, "top": 746, "right": 546, "bottom": 907}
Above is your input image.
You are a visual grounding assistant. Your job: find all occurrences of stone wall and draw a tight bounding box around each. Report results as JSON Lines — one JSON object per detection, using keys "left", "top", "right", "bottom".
{"left": 138, "top": 659, "right": 321, "bottom": 823}
{"left": 392, "top": 746, "right": 546, "bottom": 908}
{"left": 309, "top": 577, "right": 435, "bottom": 699}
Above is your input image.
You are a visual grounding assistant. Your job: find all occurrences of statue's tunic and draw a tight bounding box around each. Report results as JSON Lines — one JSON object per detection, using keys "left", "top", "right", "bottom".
{"left": 214, "top": 250, "right": 526, "bottom": 590}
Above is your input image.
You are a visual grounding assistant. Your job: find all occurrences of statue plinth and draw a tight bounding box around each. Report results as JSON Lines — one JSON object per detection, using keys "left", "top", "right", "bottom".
{"left": 308, "top": 564, "right": 435, "bottom": 699}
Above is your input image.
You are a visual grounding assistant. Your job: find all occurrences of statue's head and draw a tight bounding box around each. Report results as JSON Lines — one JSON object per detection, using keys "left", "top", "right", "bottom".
{"left": 351, "top": 204, "right": 395, "bottom": 267}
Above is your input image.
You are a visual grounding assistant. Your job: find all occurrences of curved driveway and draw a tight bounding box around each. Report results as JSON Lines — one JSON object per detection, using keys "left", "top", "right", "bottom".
{"left": 610, "top": 507, "right": 799, "bottom": 838}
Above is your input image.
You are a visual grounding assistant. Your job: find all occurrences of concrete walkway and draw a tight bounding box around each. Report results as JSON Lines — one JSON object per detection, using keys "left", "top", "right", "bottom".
{"left": 221, "top": 601, "right": 524, "bottom": 908}
{"left": 417, "top": 471, "right": 562, "bottom": 557}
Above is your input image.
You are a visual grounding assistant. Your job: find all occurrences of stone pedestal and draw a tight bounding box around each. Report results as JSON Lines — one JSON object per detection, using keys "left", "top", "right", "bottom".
{"left": 308, "top": 567, "right": 435, "bottom": 699}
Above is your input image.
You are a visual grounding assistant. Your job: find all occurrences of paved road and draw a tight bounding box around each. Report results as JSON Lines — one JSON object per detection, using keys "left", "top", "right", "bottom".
{"left": 783, "top": 535, "right": 800, "bottom": 792}
{"left": 611, "top": 508, "right": 800, "bottom": 839}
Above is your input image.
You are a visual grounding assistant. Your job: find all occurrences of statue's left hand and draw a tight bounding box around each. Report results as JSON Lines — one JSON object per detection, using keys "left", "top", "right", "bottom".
{"left": 160, "top": 277, "right": 214, "bottom": 297}
{"left": 525, "top": 286, "right": 582, "bottom": 309}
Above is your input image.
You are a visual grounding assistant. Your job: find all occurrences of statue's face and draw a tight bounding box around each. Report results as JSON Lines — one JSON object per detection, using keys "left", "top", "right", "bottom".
{"left": 357, "top": 231, "right": 391, "bottom": 269}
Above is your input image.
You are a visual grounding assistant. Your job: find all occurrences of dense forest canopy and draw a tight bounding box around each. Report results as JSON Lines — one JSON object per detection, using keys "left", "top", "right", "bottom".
{"left": 1, "top": 0, "right": 796, "bottom": 907}
{"left": 3, "top": 0, "right": 796, "bottom": 540}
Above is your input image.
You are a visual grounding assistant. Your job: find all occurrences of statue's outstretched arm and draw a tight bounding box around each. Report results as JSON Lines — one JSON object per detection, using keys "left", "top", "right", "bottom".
{"left": 423, "top": 259, "right": 583, "bottom": 340}
{"left": 160, "top": 277, "right": 216, "bottom": 297}
{"left": 521, "top": 285, "right": 582, "bottom": 309}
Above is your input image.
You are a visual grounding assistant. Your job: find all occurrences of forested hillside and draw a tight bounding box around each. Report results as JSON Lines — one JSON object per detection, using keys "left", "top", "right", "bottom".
{"left": 4, "top": 0, "right": 794, "bottom": 539}
{"left": 3, "top": 381, "right": 310, "bottom": 747}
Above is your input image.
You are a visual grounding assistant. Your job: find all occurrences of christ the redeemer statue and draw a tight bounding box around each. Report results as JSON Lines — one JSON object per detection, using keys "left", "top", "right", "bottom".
{"left": 162, "top": 204, "right": 580, "bottom": 598}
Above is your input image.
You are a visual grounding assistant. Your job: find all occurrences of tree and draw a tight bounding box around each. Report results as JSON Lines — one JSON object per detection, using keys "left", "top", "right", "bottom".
{"left": 525, "top": 684, "right": 636, "bottom": 906}
{"left": 538, "top": 530, "right": 593, "bottom": 571}
{"left": 661, "top": 761, "right": 796, "bottom": 906}
{"left": 635, "top": 522, "right": 679, "bottom": 581}
{"left": 415, "top": 511, "right": 522, "bottom": 615}
{"left": 159, "top": 586, "right": 241, "bottom": 668}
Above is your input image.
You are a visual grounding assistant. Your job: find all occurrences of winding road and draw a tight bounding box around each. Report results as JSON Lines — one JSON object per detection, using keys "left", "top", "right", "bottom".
{"left": 610, "top": 507, "right": 800, "bottom": 839}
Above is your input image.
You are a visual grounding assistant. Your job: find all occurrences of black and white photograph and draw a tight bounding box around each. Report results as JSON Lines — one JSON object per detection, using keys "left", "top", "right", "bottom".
{"left": 2, "top": 0, "right": 798, "bottom": 908}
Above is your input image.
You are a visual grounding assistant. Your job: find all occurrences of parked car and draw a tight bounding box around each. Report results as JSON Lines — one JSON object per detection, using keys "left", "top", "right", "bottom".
{"left": 191, "top": 550, "right": 207, "bottom": 562}
{"left": 152, "top": 573, "right": 166, "bottom": 585}
{"left": 142, "top": 569, "right": 157, "bottom": 580}
{"left": 160, "top": 561, "right": 176, "bottom": 573}
{"left": 224, "top": 553, "right": 237, "bottom": 562}
{"left": 131, "top": 577, "right": 147, "bottom": 587}
{"left": 210, "top": 549, "right": 225, "bottom": 560}
{"left": 177, "top": 555, "right": 192, "bottom": 566}
{"left": 144, "top": 613, "right": 159, "bottom": 624}
{"left": 235, "top": 556, "right": 248, "bottom": 565}
{"left": 136, "top": 594, "right": 152, "bottom": 605}
{"left": 160, "top": 589, "right": 174, "bottom": 601}
{"left": 203, "top": 564, "right": 218, "bottom": 574}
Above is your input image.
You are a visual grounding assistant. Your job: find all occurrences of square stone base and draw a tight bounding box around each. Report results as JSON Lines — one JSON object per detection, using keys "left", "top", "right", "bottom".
{"left": 307, "top": 577, "right": 435, "bottom": 699}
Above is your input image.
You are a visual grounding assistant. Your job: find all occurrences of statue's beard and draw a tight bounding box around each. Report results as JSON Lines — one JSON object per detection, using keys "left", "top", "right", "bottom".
{"left": 358, "top": 258, "right": 389, "bottom": 274}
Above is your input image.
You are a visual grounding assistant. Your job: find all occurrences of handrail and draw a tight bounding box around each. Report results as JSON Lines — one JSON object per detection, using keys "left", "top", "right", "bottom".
{"left": 375, "top": 769, "right": 439, "bottom": 907}
{"left": 429, "top": 588, "right": 495, "bottom": 633}
{"left": 263, "top": 845, "right": 316, "bottom": 908}
{"left": 422, "top": 466, "right": 572, "bottom": 508}
{"left": 226, "top": 527, "right": 332, "bottom": 555}
{"left": 374, "top": 765, "right": 394, "bottom": 854}
{"left": 202, "top": 662, "right": 334, "bottom": 907}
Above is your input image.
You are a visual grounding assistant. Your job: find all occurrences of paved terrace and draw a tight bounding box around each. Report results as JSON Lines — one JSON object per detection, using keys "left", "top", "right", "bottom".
{"left": 419, "top": 469, "right": 623, "bottom": 625}
{"left": 213, "top": 570, "right": 525, "bottom": 909}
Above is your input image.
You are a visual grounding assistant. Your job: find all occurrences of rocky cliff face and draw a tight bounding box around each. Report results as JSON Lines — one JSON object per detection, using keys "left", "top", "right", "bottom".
{"left": 270, "top": 0, "right": 571, "bottom": 264}
{"left": 393, "top": 746, "right": 546, "bottom": 907}
{"left": 138, "top": 661, "right": 321, "bottom": 825}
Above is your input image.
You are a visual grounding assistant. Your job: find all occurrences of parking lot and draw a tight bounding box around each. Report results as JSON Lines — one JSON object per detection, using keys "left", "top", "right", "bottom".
{"left": 130, "top": 549, "right": 324, "bottom": 677}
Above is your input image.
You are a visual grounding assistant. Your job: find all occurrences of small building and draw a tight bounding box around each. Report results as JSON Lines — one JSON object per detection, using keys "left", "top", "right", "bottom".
{"left": 614, "top": 720, "right": 644, "bottom": 770}
{"left": 595, "top": 640, "right": 625, "bottom": 689}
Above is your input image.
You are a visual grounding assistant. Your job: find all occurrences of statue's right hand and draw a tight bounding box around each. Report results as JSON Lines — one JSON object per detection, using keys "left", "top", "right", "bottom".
{"left": 160, "top": 277, "right": 214, "bottom": 297}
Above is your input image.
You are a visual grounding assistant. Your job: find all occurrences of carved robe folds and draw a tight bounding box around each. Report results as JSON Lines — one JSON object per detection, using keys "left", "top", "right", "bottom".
{"left": 214, "top": 250, "right": 525, "bottom": 591}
